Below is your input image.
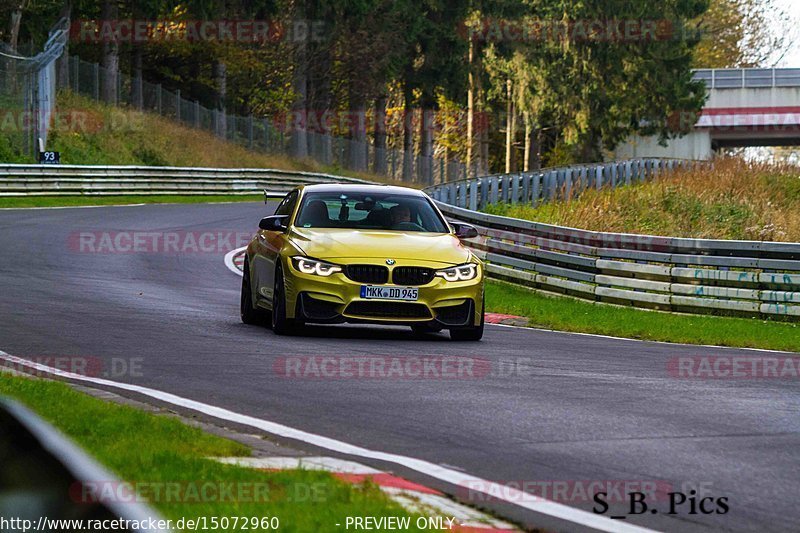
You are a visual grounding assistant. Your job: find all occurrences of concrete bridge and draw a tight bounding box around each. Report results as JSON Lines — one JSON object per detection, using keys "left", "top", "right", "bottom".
{"left": 615, "top": 68, "right": 800, "bottom": 160}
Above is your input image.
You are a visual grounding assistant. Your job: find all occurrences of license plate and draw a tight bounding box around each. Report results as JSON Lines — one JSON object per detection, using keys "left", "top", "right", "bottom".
{"left": 360, "top": 285, "right": 418, "bottom": 301}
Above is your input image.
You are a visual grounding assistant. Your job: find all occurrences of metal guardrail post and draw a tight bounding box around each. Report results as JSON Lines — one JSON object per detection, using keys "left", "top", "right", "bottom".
{"left": 469, "top": 179, "right": 478, "bottom": 211}
{"left": 565, "top": 169, "right": 573, "bottom": 199}
{"left": 531, "top": 174, "right": 540, "bottom": 206}
{"left": 510, "top": 174, "right": 519, "bottom": 204}
{"left": 521, "top": 173, "right": 529, "bottom": 204}
{"left": 490, "top": 176, "right": 499, "bottom": 204}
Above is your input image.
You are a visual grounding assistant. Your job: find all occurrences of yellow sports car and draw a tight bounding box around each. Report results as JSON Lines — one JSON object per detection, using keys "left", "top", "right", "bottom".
{"left": 240, "top": 184, "right": 485, "bottom": 340}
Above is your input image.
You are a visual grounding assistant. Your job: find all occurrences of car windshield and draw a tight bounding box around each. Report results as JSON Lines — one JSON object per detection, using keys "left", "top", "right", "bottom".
{"left": 294, "top": 192, "right": 449, "bottom": 233}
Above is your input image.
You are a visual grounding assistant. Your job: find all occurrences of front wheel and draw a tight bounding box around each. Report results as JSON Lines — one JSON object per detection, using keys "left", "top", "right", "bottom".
{"left": 271, "top": 264, "right": 297, "bottom": 335}
{"left": 450, "top": 299, "right": 484, "bottom": 341}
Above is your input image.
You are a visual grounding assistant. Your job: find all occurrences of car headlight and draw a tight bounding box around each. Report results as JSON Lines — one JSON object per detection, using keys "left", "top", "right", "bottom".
{"left": 292, "top": 256, "right": 342, "bottom": 277}
{"left": 435, "top": 263, "right": 478, "bottom": 282}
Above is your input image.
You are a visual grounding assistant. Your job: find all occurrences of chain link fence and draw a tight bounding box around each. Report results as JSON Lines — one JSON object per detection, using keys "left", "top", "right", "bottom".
{"left": 65, "top": 55, "right": 471, "bottom": 184}
{"left": 0, "top": 20, "right": 67, "bottom": 158}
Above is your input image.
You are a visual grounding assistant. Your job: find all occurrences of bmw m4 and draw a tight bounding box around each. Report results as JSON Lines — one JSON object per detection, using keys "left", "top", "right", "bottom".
{"left": 240, "top": 184, "right": 484, "bottom": 340}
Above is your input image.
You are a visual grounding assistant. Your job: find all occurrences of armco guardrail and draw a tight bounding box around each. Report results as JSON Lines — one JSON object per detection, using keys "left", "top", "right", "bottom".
{"left": 436, "top": 202, "right": 800, "bottom": 319}
{"left": 0, "top": 164, "right": 368, "bottom": 196}
{"left": 0, "top": 396, "right": 170, "bottom": 532}
{"left": 425, "top": 158, "right": 698, "bottom": 210}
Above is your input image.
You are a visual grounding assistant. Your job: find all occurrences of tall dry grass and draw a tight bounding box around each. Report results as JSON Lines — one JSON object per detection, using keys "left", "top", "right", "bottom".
{"left": 487, "top": 158, "right": 800, "bottom": 242}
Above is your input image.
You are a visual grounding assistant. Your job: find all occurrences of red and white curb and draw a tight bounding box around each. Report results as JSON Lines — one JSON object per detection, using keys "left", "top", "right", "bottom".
{"left": 233, "top": 251, "right": 246, "bottom": 271}
{"left": 224, "top": 247, "right": 527, "bottom": 326}
{"left": 215, "top": 456, "right": 518, "bottom": 532}
{"left": 483, "top": 313, "right": 527, "bottom": 327}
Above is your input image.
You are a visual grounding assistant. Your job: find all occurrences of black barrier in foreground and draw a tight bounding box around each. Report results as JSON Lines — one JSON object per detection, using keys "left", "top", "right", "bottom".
{"left": 0, "top": 396, "right": 171, "bottom": 533}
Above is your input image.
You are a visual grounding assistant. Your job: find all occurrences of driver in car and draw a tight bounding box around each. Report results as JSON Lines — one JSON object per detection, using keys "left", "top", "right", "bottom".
{"left": 389, "top": 204, "right": 411, "bottom": 227}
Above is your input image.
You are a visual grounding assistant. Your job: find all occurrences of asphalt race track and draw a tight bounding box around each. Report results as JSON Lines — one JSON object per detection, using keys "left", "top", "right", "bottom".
{"left": 1, "top": 202, "right": 798, "bottom": 532}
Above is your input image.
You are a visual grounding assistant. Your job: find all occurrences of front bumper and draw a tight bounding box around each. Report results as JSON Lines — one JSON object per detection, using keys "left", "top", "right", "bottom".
{"left": 283, "top": 258, "right": 484, "bottom": 327}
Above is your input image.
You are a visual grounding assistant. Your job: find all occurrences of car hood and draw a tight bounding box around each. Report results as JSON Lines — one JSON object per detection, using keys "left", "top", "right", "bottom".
{"left": 289, "top": 227, "right": 472, "bottom": 266}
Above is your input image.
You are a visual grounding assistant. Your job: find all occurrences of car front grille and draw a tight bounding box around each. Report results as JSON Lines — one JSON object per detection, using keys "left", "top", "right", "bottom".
{"left": 345, "top": 301, "right": 431, "bottom": 319}
{"left": 392, "top": 266, "right": 435, "bottom": 286}
{"left": 344, "top": 265, "right": 389, "bottom": 284}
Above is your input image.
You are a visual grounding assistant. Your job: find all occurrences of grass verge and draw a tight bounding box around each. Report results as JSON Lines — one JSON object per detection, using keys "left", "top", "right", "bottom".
{"left": 485, "top": 158, "right": 800, "bottom": 242}
{"left": 0, "top": 373, "right": 422, "bottom": 531}
{"left": 485, "top": 279, "right": 800, "bottom": 352}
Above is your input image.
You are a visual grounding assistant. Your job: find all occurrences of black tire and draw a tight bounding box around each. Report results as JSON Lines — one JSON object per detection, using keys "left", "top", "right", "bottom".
{"left": 449, "top": 299, "right": 484, "bottom": 341}
{"left": 271, "top": 263, "right": 296, "bottom": 335}
{"left": 241, "top": 258, "right": 268, "bottom": 325}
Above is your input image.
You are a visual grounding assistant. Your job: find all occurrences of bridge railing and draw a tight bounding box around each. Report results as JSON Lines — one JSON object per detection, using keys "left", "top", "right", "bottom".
{"left": 693, "top": 68, "right": 800, "bottom": 89}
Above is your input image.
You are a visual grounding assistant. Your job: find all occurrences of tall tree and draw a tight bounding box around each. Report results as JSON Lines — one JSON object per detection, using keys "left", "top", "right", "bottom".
{"left": 515, "top": 0, "right": 710, "bottom": 163}
{"left": 693, "top": 0, "right": 794, "bottom": 67}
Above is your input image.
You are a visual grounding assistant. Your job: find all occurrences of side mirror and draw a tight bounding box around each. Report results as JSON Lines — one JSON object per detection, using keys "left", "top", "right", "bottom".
{"left": 452, "top": 222, "right": 479, "bottom": 239}
{"left": 259, "top": 215, "right": 289, "bottom": 232}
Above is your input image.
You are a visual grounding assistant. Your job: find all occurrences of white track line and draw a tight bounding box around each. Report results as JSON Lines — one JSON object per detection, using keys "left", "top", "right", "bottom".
{"left": 224, "top": 247, "right": 246, "bottom": 277}
{"left": 0, "top": 351, "right": 655, "bottom": 533}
